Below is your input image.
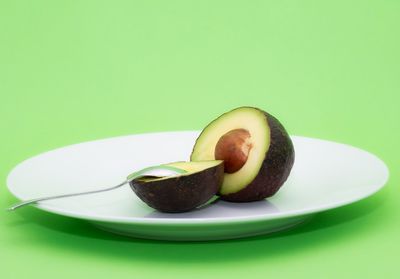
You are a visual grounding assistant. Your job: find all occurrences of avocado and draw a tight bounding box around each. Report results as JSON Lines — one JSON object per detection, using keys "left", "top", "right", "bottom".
{"left": 129, "top": 160, "right": 224, "bottom": 212}
{"left": 190, "top": 107, "right": 295, "bottom": 202}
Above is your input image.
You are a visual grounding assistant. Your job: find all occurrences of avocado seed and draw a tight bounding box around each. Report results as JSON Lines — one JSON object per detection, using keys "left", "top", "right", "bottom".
{"left": 214, "top": 129, "right": 252, "bottom": 173}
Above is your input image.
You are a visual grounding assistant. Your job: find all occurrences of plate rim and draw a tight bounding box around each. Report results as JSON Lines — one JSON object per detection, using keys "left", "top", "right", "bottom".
{"left": 6, "top": 131, "right": 390, "bottom": 225}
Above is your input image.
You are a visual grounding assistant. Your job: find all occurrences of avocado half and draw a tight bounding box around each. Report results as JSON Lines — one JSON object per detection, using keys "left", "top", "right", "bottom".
{"left": 190, "top": 107, "right": 295, "bottom": 202}
{"left": 129, "top": 160, "right": 224, "bottom": 212}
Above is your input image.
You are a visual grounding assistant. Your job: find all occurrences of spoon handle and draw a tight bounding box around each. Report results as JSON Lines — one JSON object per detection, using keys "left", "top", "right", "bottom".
{"left": 7, "top": 180, "right": 128, "bottom": 211}
{"left": 6, "top": 165, "right": 186, "bottom": 211}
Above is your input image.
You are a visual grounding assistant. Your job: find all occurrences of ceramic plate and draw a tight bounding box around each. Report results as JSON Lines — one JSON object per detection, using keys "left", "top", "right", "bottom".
{"left": 7, "top": 131, "right": 389, "bottom": 241}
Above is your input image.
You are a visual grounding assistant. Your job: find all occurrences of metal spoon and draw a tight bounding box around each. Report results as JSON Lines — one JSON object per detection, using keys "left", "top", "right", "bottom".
{"left": 7, "top": 165, "right": 187, "bottom": 211}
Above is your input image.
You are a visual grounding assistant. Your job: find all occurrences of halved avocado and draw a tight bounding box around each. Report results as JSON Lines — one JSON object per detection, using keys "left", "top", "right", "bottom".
{"left": 191, "top": 107, "right": 294, "bottom": 202}
{"left": 129, "top": 160, "right": 224, "bottom": 212}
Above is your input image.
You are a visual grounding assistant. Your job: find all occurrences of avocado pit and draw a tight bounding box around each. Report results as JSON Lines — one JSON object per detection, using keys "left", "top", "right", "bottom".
{"left": 214, "top": 129, "right": 252, "bottom": 173}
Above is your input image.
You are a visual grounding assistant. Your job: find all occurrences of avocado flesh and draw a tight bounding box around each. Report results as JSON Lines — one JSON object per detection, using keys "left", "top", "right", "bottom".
{"left": 129, "top": 160, "right": 224, "bottom": 212}
{"left": 140, "top": 160, "right": 223, "bottom": 182}
{"left": 191, "top": 107, "right": 295, "bottom": 202}
{"left": 191, "top": 107, "right": 270, "bottom": 195}
{"left": 164, "top": 160, "right": 223, "bottom": 176}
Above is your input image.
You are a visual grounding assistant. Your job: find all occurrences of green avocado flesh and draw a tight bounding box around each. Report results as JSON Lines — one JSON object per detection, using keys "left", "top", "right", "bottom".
{"left": 191, "top": 107, "right": 295, "bottom": 202}
{"left": 139, "top": 160, "right": 223, "bottom": 182}
{"left": 129, "top": 160, "right": 224, "bottom": 213}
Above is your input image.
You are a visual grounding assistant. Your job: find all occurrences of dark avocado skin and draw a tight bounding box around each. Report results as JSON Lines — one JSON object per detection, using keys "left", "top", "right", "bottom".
{"left": 220, "top": 109, "right": 295, "bottom": 202}
{"left": 129, "top": 163, "right": 224, "bottom": 213}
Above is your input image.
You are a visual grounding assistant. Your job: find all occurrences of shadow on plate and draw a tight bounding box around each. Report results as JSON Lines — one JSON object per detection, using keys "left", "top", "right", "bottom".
{"left": 5, "top": 187, "right": 388, "bottom": 264}
{"left": 145, "top": 198, "right": 279, "bottom": 219}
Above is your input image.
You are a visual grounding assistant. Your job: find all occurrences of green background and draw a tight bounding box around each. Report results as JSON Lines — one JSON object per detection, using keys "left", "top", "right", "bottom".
{"left": 1, "top": 0, "right": 399, "bottom": 278}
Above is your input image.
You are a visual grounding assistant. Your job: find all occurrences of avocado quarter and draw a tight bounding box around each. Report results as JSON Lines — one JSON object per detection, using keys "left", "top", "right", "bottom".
{"left": 129, "top": 161, "right": 224, "bottom": 213}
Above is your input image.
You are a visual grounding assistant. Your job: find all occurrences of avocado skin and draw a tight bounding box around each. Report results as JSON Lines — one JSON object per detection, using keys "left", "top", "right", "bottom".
{"left": 129, "top": 163, "right": 224, "bottom": 213}
{"left": 220, "top": 110, "right": 295, "bottom": 202}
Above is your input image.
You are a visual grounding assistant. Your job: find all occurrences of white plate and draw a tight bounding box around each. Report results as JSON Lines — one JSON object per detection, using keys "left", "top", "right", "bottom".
{"left": 7, "top": 131, "right": 389, "bottom": 241}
